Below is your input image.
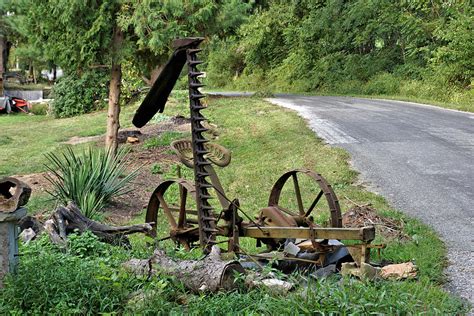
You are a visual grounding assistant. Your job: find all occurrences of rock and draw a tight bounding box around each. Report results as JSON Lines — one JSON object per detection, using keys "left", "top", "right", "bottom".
{"left": 380, "top": 262, "right": 417, "bottom": 280}
{"left": 127, "top": 136, "right": 140, "bottom": 144}
{"left": 341, "top": 262, "right": 381, "bottom": 280}
{"left": 284, "top": 241, "right": 301, "bottom": 257}
{"left": 19, "top": 227, "right": 36, "bottom": 244}
{"left": 360, "top": 262, "right": 381, "bottom": 279}
{"left": 311, "top": 264, "right": 337, "bottom": 279}
{"left": 261, "top": 279, "right": 294, "bottom": 294}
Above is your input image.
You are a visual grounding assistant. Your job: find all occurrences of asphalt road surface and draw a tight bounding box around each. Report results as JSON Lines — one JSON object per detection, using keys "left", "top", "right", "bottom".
{"left": 266, "top": 96, "right": 473, "bottom": 304}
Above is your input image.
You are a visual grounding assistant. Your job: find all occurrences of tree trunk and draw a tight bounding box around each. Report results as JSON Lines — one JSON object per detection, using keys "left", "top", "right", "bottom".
{"left": 105, "top": 27, "right": 124, "bottom": 156}
{"left": 124, "top": 246, "right": 245, "bottom": 292}
{"left": 0, "top": 35, "right": 5, "bottom": 75}
{"left": 0, "top": 37, "right": 4, "bottom": 96}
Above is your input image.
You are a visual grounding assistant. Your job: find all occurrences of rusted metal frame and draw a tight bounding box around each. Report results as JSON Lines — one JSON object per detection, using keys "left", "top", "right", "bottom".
{"left": 178, "top": 187, "right": 188, "bottom": 228}
{"left": 203, "top": 175, "right": 267, "bottom": 235}
{"left": 305, "top": 190, "right": 324, "bottom": 217}
{"left": 292, "top": 173, "right": 305, "bottom": 216}
{"left": 243, "top": 226, "right": 375, "bottom": 242}
{"left": 239, "top": 253, "right": 323, "bottom": 265}
{"left": 156, "top": 194, "right": 177, "bottom": 228}
{"left": 205, "top": 165, "right": 230, "bottom": 210}
{"left": 268, "top": 169, "right": 342, "bottom": 228}
{"left": 145, "top": 179, "right": 196, "bottom": 237}
{"left": 186, "top": 41, "right": 218, "bottom": 252}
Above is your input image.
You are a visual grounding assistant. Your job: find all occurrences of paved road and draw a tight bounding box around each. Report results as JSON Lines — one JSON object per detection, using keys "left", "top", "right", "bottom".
{"left": 267, "top": 96, "right": 473, "bottom": 304}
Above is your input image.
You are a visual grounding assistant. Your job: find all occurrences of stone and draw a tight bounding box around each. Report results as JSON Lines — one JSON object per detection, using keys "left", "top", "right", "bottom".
{"left": 261, "top": 279, "right": 294, "bottom": 294}
{"left": 341, "top": 262, "right": 381, "bottom": 280}
{"left": 127, "top": 136, "right": 140, "bottom": 144}
{"left": 380, "top": 262, "right": 417, "bottom": 280}
{"left": 311, "top": 264, "right": 337, "bottom": 279}
{"left": 283, "top": 241, "right": 301, "bottom": 257}
{"left": 19, "top": 227, "right": 36, "bottom": 244}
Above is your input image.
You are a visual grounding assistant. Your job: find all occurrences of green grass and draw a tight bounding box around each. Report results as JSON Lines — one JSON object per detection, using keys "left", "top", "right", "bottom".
{"left": 0, "top": 94, "right": 469, "bottom": 314}
{"left": 208, "top": 76, "right": 474, "bottom": 113}
{"left": 143, "top": 131, "right": 189, "bottom": 149}
{"left": 0, "top": 105, "right": 137, "bottom": 177}
{"left": 134, "top": 96, "right": 466, "bottom": 313}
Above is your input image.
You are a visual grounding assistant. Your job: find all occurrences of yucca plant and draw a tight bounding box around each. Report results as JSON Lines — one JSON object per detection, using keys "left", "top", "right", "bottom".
{"left": 44, "top": 146, "right": 138, "bottom": 219}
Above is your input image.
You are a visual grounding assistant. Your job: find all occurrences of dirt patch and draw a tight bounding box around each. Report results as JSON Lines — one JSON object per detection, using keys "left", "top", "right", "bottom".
{"left": 63, "top": 135, "right": 102, "bottom": 145}
{"left": 62, "top": 115, "right": 191, "bottom": 146}
{"left": 342, "top": 205, "right": 410, "bottom": 241}
{"left": 20, "top": 117, "right": 191, "bottom": 224}
{"left": 14, "top": 172, "right": 52, "bottom": 194}
{"left": 103, "top": 146, "right": 181, "bottom": 224}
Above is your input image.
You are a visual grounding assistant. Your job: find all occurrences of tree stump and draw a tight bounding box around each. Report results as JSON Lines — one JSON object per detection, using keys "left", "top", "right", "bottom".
{"left": 0, "top": 177, "right": 31, "bottom": 213}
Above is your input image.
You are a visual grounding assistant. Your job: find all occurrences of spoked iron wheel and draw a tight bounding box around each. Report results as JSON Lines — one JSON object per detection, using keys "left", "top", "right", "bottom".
{"left": 146, "top": 179, "right": 200, "bottom": 250}
{"left": 268, "top": 169, "right": 342, "bottom": 227}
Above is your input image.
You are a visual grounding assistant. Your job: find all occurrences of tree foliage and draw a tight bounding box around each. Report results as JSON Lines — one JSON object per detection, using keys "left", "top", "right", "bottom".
{"left": 208, "top": 0, "right": 473, "bottom": 94}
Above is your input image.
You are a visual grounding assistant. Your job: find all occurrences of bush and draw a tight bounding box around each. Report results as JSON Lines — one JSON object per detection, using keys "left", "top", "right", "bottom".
{"left": 44, "top": 146, "right": 138, "bottom": 218}
{"left": 51, "top": 70, "right": 108, "bottom": 118}
{"left": 30, "top": 102, "right": 49, "bottom": 115}
{"left": 206, "top": 38, "right": 245, "bottom": 88}
{"left": 363, "top": 72, "right": 400, "bottom": 95}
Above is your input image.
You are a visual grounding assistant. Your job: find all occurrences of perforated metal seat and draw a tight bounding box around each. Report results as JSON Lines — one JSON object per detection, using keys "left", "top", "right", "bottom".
{"left": 171, "top": 139, "right": 231, "bottom": 168}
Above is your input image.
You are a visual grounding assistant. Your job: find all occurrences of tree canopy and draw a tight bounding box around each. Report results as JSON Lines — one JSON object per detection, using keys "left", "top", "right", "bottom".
{"left": 208, "top": 0, "right": 473, "bottom": 94}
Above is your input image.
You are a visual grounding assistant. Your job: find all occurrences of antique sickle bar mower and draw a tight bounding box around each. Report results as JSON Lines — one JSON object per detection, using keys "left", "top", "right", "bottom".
{"left": 133, "top": 38, "right": 376, "bottom": 266}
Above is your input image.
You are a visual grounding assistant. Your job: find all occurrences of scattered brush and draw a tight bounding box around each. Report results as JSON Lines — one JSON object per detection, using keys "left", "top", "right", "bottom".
{"left": 342, "top": 204, "right": 410, "bottom": 241}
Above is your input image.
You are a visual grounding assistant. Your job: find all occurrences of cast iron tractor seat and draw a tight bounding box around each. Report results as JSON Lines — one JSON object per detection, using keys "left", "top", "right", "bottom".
{"left": 171, "top": 139, "right": 231, "bottom": 168}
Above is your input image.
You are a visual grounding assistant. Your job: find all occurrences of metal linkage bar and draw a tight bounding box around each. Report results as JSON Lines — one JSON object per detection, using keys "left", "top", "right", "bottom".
{"left": 243, "top": 226, "right": 375, "bottom": 242}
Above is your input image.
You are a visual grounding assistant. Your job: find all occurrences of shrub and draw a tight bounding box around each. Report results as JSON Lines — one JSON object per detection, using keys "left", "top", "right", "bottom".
{"left": 363, "top": 72, "right": 400, "bottom": 95}
{"left": 30, "top": 102, "right": 49, "bottom": 115}
{"left": 206, "top": 38, "right": 246, "bottom": 88}
{"left": 44, "top": 146, "right": 138, "bottom": 218}
{"left": 51, "top": 70, "right": 108, "bottom": 118}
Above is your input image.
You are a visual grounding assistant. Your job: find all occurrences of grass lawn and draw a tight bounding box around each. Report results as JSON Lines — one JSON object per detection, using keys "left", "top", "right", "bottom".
{"left": 0, "top": 93, "right": 469, "bottom": 314}
{"left": 0, "top": 104, "right": 137, "bottom": 177}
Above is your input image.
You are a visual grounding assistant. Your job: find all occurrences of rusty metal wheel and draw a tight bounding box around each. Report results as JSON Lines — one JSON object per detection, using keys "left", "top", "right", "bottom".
{"left": 268, "top": 169, "right": 342, "bottom": 227}
{"left": 146, "top": 179, "right": 200, "bottom": 249}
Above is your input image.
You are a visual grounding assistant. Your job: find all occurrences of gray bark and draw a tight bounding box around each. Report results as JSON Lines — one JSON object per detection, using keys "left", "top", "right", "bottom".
{"left": 124, "top": 245, "right": 245, "bottom": 292}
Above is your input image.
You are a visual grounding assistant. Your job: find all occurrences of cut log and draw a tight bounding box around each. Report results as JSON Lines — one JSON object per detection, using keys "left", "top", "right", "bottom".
{"left": 46, "top": 202, "right": 153, "bottom": 247}
{"left": 124, "top": 245, "right": 245, "bottom": 292}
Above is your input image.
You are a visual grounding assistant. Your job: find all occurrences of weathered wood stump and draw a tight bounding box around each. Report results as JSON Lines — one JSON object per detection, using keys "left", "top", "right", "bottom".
{"left": 0, "top": 177, "right": 31, "bottom": 213}
{"left": 124, "top": 245, "right": 245, "bottom": 292}
{"left": 45, "top": 202, "right": 153, "bottom": 247}
{"left": 0, "top": 177, "right": 30, "bottom": 287}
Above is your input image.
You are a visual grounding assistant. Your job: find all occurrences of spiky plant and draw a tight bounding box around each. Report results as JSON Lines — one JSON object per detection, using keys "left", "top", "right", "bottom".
{"left": 45, "top": 146, "right": 138, "bottom": 219}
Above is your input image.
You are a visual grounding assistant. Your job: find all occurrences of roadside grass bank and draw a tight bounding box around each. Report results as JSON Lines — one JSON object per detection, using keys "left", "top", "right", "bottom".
{"left": 0, "top": 95, "right": 469, "bottom": 314}
{"left": 209, "top": 76, "right": 473, "bottom": 113}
